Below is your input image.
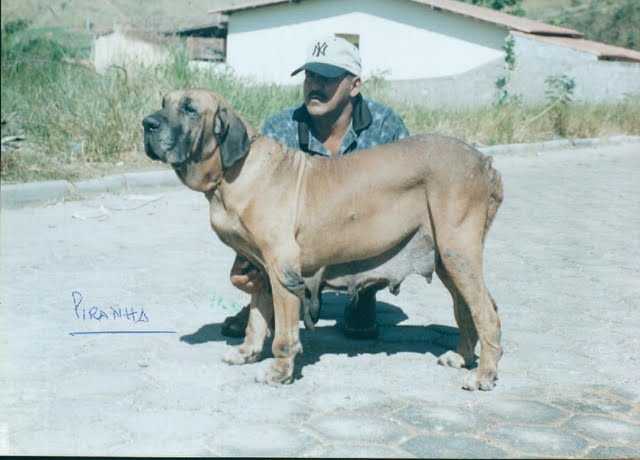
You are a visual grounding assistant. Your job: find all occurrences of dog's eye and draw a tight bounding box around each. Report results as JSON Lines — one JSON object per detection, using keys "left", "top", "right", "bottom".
{"left": 183, "top": 104, "right": 198, "bottom": 116}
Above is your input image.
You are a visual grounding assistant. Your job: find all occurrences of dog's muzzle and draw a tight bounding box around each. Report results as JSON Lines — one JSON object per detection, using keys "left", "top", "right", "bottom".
{"left": 142, "top": 115, "right": 161, "bottom": 132}
{"left": 142, "top": 115, "right": 162, "bottom": 161}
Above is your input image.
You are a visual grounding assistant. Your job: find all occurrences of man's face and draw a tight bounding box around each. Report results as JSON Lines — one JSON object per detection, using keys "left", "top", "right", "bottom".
{"left": 303, "top": 70, "right": 361, "bottom": 117}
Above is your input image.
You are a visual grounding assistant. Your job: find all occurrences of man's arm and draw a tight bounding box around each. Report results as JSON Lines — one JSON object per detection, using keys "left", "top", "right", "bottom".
{"left": 381, "top": 108, "right": 410, "bottom": 143}
{"left": 261, "top": 116, "right": 278, "bottom": 138}
{"left": 261, "top": 109, "right": 298, "bottom": 148}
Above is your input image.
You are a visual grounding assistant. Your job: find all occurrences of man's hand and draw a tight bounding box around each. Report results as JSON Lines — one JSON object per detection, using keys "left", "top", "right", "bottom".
{"left": 230, "top": 255, "right": 266, "bottom": 294}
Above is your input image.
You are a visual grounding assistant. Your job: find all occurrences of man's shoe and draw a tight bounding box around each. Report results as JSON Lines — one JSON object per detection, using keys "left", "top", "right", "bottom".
{"left": 221, "top": 304, "right": 250, "bottom": 338}
{"left": 342, "top": 287, "right": 379, "bottom": 339}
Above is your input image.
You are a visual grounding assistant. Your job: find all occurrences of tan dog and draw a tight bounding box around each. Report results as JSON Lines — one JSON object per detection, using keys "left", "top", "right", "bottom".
{"left": 142, "top": 89, "right": 504, "bottom": 391}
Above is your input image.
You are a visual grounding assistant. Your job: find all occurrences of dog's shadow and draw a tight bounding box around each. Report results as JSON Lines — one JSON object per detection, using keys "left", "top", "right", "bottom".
{"left": 180, "top": 292, "right": 463, "bottom": 381}
{"left": 180, "top": 323, "right": 240, "bottom": 345}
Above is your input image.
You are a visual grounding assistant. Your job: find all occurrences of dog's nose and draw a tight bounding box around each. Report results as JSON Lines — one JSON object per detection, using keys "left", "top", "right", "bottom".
{"left": 142, "top": 115, "right": 161, "bottom": 132}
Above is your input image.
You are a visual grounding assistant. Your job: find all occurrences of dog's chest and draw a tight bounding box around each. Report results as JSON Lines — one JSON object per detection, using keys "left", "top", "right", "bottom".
{"left": 208, "top": 194, "right": 247, "bottom": 250}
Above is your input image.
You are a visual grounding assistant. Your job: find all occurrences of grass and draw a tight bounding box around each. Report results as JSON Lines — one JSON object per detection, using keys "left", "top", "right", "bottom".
{"left": 0, "top": 23, "right": 300, "bottom": 183}
{"left": 401, "top": 99, "right": 640, "bottom": 147}
{"left": 2, "top": 23, "right": 639, "bottom": 184}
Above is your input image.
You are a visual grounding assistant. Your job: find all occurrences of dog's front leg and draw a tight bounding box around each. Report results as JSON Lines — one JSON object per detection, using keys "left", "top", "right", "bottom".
{"left": 223, "top": 289, "right": 273, "bottom": 365}
{"left": 255, "top": 258, "right": 304, "bottom": 385}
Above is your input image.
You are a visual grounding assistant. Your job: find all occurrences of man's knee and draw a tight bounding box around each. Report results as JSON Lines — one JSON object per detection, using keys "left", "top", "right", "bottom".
{"left": 230, "top": 272, "right": 252, "bottom": 289}
{"left": 230, "top": 256, "right": 268, "bottom": 294}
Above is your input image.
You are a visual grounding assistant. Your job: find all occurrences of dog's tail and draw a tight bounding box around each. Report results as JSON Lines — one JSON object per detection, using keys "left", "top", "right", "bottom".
{"left": 482, "top": 156, "right": 504, "bottom": 242}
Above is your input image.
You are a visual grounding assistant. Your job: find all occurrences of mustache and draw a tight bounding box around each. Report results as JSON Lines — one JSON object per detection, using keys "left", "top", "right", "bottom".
{"left": 308, "top": 91, "right": 327, "bottom": 102}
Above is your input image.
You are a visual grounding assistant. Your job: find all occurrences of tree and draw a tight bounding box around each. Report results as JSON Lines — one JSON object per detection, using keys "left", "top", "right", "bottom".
{"left": 550, "top": 0, "right": 640, "bottom": 51}
{"left": 463, "top": 0, "right": 526, "bottom": 16}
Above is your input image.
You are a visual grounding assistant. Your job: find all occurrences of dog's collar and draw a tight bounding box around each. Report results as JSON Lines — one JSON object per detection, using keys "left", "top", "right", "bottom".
{"left": 174, "top": 132, "right": 259, "bottom": 192}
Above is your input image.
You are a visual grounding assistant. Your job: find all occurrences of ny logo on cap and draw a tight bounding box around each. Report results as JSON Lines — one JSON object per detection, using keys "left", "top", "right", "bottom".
{"left": 312, "top": 41, "right": 328, "bottom": 57}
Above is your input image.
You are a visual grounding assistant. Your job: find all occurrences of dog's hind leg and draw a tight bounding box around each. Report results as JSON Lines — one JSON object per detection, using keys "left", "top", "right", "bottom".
{"left": 223, "top": 289, "right": 273, "bottom": 365}
{"left": 436, "top": 235, "right": 502, "bottom": 391}
{"left": 428, "top": 192, "right": 502, "bottom": 390}
{"left": 435, "top": 258, "right": 478, "bottom": 369}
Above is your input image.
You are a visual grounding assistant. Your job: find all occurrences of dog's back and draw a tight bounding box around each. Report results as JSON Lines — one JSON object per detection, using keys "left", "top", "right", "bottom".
{"left": 296, "top": 134, "right": 501, "bottom": 264}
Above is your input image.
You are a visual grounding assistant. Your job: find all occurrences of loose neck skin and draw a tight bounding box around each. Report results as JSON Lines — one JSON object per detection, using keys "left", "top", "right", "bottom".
{"left": 175, "top": 132, "right": 255, "bottom": 196}
{"left": 189, "top": 136, "right": 274, "bottom": 194}
{"left": 174, "top": 152, "right": 223, "bottom": 195}
{"left": 217, "top": 137, "right": 308, "bottom": 225}
{"left": 175, "top": 135, "right": 307, "bottom": 228}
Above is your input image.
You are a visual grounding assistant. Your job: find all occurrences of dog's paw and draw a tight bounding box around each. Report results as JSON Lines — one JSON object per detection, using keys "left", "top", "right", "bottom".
{"left": 462, "top": 369, "right": 497, "bottom": 391}
{"left": 255, "top": 358, "right": 293, "bottom": 385}
{"left": 437, "top": 351, "right": 467, "bottom": 369}
{"left": 222, "top": 346, "right": 261, "bottom": 365}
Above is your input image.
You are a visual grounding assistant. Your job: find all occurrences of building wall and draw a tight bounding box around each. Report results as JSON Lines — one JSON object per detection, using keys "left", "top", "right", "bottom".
{"left": 93, "top": 30, "right": 230, "bottom": 75}
{"left": 93, "top": 30, "right": 169, "bottom": 73}
{"left": 226, "top": 0, "right": 508, "bottom": 84}
{"left": 387, "top": 34, "right": 640, "bottom": 108}
{"left": 93, "top": 31, "right": 171, "bottom": 74}
{"left": 509, "top": 34, "right": 640, "bottom": 104}
{"left": 388, "top": 57, "right": 504, "bottom": 108}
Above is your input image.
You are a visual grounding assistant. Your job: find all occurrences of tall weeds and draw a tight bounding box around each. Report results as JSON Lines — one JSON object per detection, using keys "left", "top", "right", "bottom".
{"left": 1, "top": 21, "right": 639, "bottom": 183}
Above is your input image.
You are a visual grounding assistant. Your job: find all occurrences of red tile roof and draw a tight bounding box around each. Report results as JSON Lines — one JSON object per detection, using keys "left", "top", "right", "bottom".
{"left": 514, "top": 31, "right": 640, "bottom": 63}
{"left": 411, "top": 0, "right": 581, "bottom": 36}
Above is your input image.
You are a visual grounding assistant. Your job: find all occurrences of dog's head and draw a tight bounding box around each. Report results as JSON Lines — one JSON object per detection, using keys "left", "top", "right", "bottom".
{"left": 142, "top": 89, "right": 251, "bottom": 171}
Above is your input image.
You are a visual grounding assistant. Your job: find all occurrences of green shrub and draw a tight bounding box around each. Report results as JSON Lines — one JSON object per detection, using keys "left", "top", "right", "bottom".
{"left": 549, "top": 0, "right": 640, "bottom": 51}
{"left": 3, "top": 18, "right": 30, "bottom": 35}
{"left": 545, "top": 74, "right": 576, "bottom": 137}
{"left": 461, "top": 0, "right": 525, "bottom": 16}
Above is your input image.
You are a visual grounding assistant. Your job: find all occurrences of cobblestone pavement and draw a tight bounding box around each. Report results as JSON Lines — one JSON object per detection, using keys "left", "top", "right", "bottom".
{"left": 2, "top": 143, "right": 639, "bottom": 457}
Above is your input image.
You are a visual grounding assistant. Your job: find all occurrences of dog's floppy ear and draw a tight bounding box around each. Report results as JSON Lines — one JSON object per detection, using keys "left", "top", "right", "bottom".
{"left": 215, "top": 106, "right": 250, "bottom": 169}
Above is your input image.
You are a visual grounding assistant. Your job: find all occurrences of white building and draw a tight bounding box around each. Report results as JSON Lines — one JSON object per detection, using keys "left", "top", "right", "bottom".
{"left": 93, "top": 28, "right": 175, "bottom": 74}
{"left": 211, "top": 0, "right": 640, "bottom": 107}
{"left": 92, "top": 19, "right": 226, "bottom": 74}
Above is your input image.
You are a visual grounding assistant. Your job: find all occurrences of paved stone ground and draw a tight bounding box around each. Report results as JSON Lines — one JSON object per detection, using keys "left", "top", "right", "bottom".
{"left": 1, "top": 143, "right": 639, "bottom": 457}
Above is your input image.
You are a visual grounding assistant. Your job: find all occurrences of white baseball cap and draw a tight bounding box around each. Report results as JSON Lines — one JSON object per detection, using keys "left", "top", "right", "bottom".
{"left": 291, "top": 34, "right": 362, "bottom": 78}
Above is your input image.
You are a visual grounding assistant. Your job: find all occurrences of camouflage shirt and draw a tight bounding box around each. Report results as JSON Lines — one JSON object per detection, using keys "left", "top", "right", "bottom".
{"left": 261, "top": 94, "right": 409, "bottom": 156}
